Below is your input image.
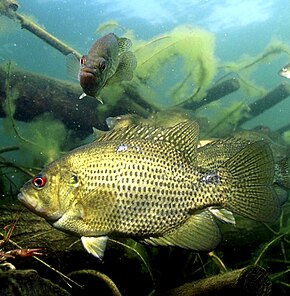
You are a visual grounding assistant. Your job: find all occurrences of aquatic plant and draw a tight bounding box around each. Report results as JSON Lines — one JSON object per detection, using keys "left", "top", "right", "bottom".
{"left": 216, "top": 39, "right": 290, "bottom": 99}
{"left": 3, "top": 61, "right": 69, "bottom": 166}
{"left": 282, "top": 130, "right": 290, "bottom": 145}
{"left": 132, "top": 25, "right": 217, "bottom": 105}
{"left": 221, "top": 39, "right": 290, "bottom": 73}
{"left": 19, "top": 114, "right": 69, "bottom": 165}
{"left": 197, "top": 100, "right": 250, "bottom": 138}
{"left": 95, "top": 20, "right": 126, "bottom": 35}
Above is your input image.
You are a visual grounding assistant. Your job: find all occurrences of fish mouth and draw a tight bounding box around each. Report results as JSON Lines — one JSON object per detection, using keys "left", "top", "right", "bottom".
{"left": 79, "top": 68, "right": 98, "bottom": 90}
{"left": 18, "top": 192, "right": 38, "bottom": 211}
{"left": 79, "top": 67, "right": 96, "bottom": 77}
{"left": 17, "top": 192, "right": 62, "bottom": 222}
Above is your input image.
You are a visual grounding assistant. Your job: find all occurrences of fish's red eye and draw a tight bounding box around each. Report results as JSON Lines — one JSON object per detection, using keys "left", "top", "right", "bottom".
{"left": 32, "top": 175, "right": 47, "bottom": 189}
{"left": 80, "top": 55, "right": 86, "bottom": 65}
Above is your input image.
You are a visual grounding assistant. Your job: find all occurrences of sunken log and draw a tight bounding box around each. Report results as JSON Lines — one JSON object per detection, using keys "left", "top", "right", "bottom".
{"left": 0, "top": 66, "right": 158, "bottom": 137}
{"left": 159, "top": 265, "right": 271, "bottom": 296}
{"left": 177, "top": 77, "right": 240, "bottom": 110}
{"left": 0, "top": 64, "right": 242, "bottom": 137}
{"left": 277, "top": 122, "right": 290, "bottom": 135}
{"left": 238, "top": 83, "right": 290, "bottom": 126}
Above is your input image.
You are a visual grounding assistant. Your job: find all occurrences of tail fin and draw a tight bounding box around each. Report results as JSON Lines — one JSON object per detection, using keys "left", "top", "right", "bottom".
{"left": 221, "top": 141, "right": 283, "bottom": 223}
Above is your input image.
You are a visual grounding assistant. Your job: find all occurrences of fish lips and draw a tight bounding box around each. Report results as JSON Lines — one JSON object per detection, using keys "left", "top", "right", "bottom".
{"left": 79, "top": 68, "right": 98, "bottom": 89}
{"left": 17, "top": 192, "right": 62, "bottom": 222}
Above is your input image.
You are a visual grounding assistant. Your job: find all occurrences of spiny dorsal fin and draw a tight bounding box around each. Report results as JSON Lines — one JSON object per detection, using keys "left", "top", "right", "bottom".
{"left": 96, "top": 120, "right": 199, "bottom": 163}
{"left": 161, "top": 120, "right": 199, "bottom": 163}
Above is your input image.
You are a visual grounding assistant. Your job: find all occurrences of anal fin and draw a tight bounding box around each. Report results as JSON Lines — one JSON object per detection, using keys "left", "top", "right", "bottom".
{"left": 143, "top": 210, "right": 221, "bottom": 252}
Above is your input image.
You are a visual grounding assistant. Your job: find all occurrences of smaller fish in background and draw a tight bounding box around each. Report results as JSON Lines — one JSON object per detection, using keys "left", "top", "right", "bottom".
{"left": 278, "top": 63, "right": 290, "bottom": 78}
{"left": 68, "top": 33, "right": 137, "bottom": 103}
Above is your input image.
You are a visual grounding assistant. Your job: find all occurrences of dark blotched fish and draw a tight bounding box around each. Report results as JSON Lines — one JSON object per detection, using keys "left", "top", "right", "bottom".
{"left": 18, "top": 121, "right": 283, "bottom": 259}
{"left": 278, "top": 63, "right": 290, "bottom": 79}
{"left": 76, "top": 33, "right": 137, "bottom": 103}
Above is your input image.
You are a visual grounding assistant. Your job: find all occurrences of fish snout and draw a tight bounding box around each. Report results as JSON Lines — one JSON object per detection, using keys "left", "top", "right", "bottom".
{"left": 79, "top": 67, "right": 97, "bottom": 77}
{"left": 17, "top": 192, "right": 61, "bottom": 222}
{"left": 18, "top": 192, "right": 39, "bottom": 210}
{"left": 79, "top": 68, "right": 98, "bottom": 89}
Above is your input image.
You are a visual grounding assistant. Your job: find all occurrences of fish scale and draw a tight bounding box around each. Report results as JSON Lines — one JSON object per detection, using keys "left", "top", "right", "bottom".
{"left": 18, "top": 120, "right": 283, "bottom": 259}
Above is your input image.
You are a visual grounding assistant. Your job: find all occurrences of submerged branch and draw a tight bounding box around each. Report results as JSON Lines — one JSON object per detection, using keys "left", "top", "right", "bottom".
{"left": 237, "top": 83, "right": 290, "bottom": 126}
{"left": 0, "top": 0, "right": 81, "bottom": 59}
{"left": 0, "top": 65, "right": 158, "bottom": 137}
{"left": 176, "top": 77, "right": 240, "bottom": 110}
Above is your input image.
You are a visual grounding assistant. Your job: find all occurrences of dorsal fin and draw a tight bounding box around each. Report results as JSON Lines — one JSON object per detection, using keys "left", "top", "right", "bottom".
{"left": 96, "top": 120, "right": 199, "bottom": 163}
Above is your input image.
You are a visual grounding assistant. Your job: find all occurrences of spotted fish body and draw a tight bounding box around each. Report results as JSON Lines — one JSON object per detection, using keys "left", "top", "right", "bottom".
{"left": 18, "top": 121, "right": 282, "bottom": 258}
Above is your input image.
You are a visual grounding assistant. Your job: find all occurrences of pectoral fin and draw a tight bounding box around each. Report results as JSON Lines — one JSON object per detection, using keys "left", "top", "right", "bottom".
{"left": 66, "top": 53, "right": 80, "bottom": 80}
{"left": 79, "top": 92, "right": 87, "bottom": 99}
{"left": 108, "top": 51, "right": 137, "bottom": 84}
{"left": 79, "top": 92, "right": 103, "bottom": 104}
{"left": 117, "top": 37, "right": 132, "bottom": 53}
{"left": 81, "top": 236, "right": 108, "bottom": 259}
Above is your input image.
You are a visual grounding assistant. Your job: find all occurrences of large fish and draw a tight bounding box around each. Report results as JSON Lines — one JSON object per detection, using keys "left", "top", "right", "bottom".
{"left": 18, "top": 121, "right": 283, "bottom": 259}
{"left": 77, "top": 33, "right": 137, "bottom": 102}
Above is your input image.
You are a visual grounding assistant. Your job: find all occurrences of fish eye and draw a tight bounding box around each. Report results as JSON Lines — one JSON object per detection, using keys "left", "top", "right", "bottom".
{"left": 70, "top": 175, "right": 79, "bottom": 187}
{"left": 32, "top": 174, "right": 47, "bottom": 189}
{"left": 99, "top": 60, "right": 107, "bottom": 72}
{"left": 282, "top": 67, "right": 287, "bottom": 72}
{"left": 80, "top": 55, "right": 86, "bottom": 65}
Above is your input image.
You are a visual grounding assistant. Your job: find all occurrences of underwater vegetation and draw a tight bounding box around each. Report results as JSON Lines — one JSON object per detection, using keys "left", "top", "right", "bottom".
{"left": 132, "top": 25, "right": 217, "bottom": 105}
{"left": 0, "top": 61, "right": 72, "bottom": 201}
{"left": 1, "top": 4, "right": 290, "bottom": 294}
{"left": 2, "top": 62, "right": 70, "bottom": 167}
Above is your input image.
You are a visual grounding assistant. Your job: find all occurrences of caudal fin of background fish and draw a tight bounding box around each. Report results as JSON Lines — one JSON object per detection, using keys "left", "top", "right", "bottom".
{"left": 221, "top": 141, "right": 286, "bottom": 223}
